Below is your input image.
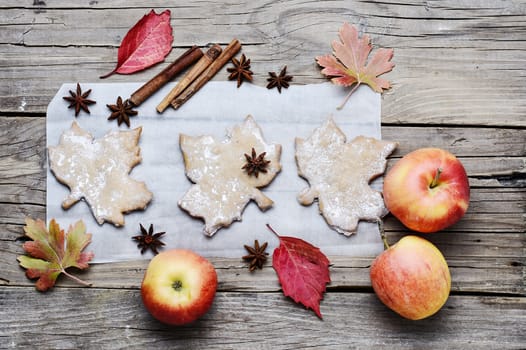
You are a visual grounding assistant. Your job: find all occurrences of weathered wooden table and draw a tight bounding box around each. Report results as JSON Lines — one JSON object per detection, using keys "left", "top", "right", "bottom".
{"left": 1, "top": 1, "right": 525, "bottom": 349}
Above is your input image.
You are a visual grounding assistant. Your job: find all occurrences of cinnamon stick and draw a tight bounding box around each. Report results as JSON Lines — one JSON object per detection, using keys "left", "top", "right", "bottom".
{"left": 170, "top": 39, "right": 242, "bottom": 110}
{"left": 128, "top": 46, "right": 203, "bottom": 107}
{"left": 156, "top": 44, "right": 222, "bottom": 113}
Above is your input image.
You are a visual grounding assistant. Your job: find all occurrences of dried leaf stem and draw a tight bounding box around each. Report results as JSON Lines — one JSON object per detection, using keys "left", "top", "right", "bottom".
{"left": 62, "top": 269, "right": 92, "bottom": 287}
{"left": 337, "top": 82, "right": 362, "bottom": 110}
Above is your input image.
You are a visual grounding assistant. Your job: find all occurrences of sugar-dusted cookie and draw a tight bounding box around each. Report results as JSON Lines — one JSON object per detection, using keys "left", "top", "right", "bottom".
{"left": 295, "top": 118, "right": 397, "bottom": 236}
{"left": 48, "top": 121, "right": 153, "bottom": 226}
{"left": 179, "top": 115, "right": 281, "bottom": 236}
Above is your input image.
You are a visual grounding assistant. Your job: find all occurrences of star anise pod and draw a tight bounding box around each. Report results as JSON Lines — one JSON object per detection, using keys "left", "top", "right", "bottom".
{"left": 243, "top": 240, "right": 269, "bottom": 271}
{"left": 132, "top": 224, "right": 166, "bottom": 255}
{"left": 242, "top": 147, "right": 271, "bottom": 178}
{"left": 227, "top": 54, "right": 253, "bottom": 87}
{"left": 107, "top": 96, "right": 138, "bottom": 127}
{"left": 266, "top": 66, "right": 293, "bottom": 93}
{"left": 63, "top": 83, "right": 96, "bottom": 116}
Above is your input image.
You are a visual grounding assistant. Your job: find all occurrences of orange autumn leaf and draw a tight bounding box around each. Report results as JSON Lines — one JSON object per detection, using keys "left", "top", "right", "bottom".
{"left": 316, "top": 23, "right": 394, "bottom": 109}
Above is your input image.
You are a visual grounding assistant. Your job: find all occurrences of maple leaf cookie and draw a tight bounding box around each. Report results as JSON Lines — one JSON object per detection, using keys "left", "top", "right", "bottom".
{"left": 179, "top": 115, "right": 281, "bottom": 236}
{"left": 295, "top": 118, "right": 397, "bottom": 236}
{"left": 48, "top": 122, "right": 153, "bottom": 226}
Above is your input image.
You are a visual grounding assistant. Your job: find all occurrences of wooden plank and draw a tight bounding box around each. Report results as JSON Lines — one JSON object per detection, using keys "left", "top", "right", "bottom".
{"left": 1, "top": 182, "right": 523, "bottom": 231}
{"left": 383, "top": 126, "right": 526, "bottom": 158}
{"left": 0, "top": 1, "right": 525, "bottom": 126}
{"left": 2, "top": 118, "right": 525, "bottom": 197}
{"left": 0, "top": 118, "right": 46, "bottom": 210}
{"left": 1, "top": 47, "right": 525, "bottom": 127}
{"left": 0, "top": 119, "right": 524, "bottom": 198}
{"left": 2, "top": 2, "right": 526, "bottom": 47}
{"left": 1, "top": 287, "right": 525, "bottom": 349}
{"left": 2, "top": 0, "right": 523, "bottom": 12}
{"left": 4, "top": 117, "right": 524, "bottom": 158}
{"left": 2, "top": 233, "right": 524, "bottom": 294}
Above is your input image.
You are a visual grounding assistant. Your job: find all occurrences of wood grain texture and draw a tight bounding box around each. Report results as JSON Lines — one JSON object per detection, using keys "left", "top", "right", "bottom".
{"left": 1, "top": 288, "right": 525, "bottom": 349}
{"left": 1, "top": 2, "right": 525, "bottom": 348}
{"left": 0, "top": 1, "right": 525, "bottom": 127}
{"left": 2, "top": 242, "right": 524, "bottom": 295}
{"left": 2, "top": 187, "right": 523, "bottom": 231}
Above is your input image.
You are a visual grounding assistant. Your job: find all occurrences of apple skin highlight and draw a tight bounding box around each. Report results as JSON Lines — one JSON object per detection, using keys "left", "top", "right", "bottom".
{"left": 141, "top": 249, "right": 218, "bottom": 325}
{"left": 383, "top": 148, "right": 470, "bottom": 233}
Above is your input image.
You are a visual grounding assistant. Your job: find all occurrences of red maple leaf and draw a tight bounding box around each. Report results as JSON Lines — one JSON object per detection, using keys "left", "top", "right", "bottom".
{"left": 268, "top": 224, "right": 331, "bottom": 318}
{"left": 101, "top": 9, "right": 173, "bottom": 78}
{"left": 316, "top": 22, "right": 394, "bottom": 109}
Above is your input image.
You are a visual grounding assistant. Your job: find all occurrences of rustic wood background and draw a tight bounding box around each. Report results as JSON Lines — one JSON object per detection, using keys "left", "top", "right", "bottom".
{"left": 1, "top": 1, "right": 525, "bottom": 349}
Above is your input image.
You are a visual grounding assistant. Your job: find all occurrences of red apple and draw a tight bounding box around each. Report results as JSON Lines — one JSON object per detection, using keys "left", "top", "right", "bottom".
{"left": 370, "top": 235, "right": 451, "bottom": 320}
{"left": 141, "top": 249, "right": 217, "bottom": 325}
{"left": 383, "top": 147, "right": 469, "bottom": 233}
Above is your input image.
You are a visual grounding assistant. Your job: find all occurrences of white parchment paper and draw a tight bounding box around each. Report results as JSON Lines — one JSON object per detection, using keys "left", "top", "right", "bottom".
{"left": 47, "top": 82, "right": 385, "bottom": 263}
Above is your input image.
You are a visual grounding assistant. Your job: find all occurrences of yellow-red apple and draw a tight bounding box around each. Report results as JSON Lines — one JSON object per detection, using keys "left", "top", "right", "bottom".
{"left": 141, "top": 249, "right": 217, "bottom": 325}
{"left": 370, "top": 235, "right": 451, "bottom": 320}
{"left": 383, "top": 148, "right": 469, "bottom": 233}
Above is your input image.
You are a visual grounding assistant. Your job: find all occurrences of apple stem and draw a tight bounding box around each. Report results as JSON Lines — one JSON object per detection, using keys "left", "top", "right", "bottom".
{"left": 377, "top": 219, "right": 389, "bottom": 250}
{"left": 430, "top": 167, "right": 443, "bottom": 189}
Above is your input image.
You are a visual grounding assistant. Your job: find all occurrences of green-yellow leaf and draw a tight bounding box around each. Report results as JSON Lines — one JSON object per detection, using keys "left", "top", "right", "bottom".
{"left": 17, "top": 218, "right": 94, "bottom": 292}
